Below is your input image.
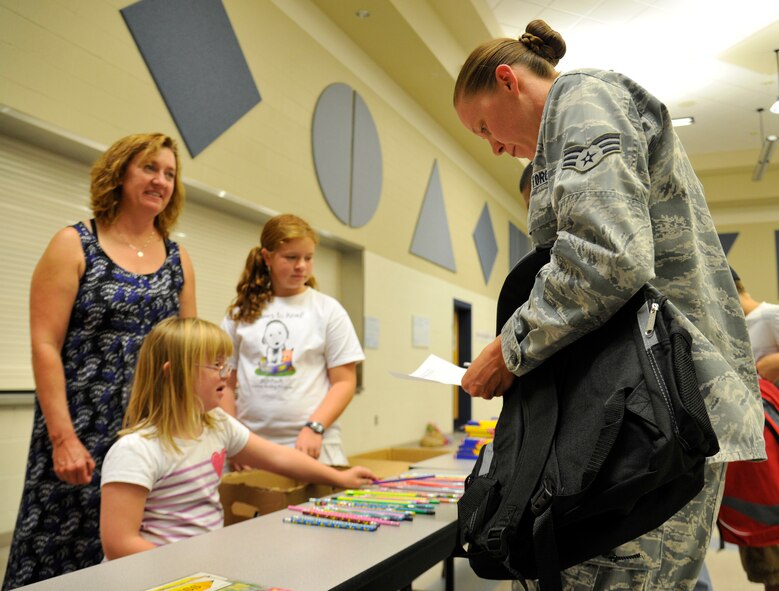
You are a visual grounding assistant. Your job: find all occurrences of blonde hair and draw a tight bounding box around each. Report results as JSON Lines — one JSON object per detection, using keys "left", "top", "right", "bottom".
{"left": 454, "top": 19, "right": 566, "bottom": 104}
{"left": 121, "top": 317, "right": 233, "bottom": 452}
{"left": 228, "top": 214, "right": 319, "bottom": 323}
{"left": 90, "top": 133, "right": 185, "bottom": 239}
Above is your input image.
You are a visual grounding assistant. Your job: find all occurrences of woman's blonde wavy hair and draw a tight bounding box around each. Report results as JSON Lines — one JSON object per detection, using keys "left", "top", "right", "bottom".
{"left": 90, "top": 133, "right": 185, "bottom": 239}
{"left": 228, "top": 214, "right": 319, "bottom": 323}
{"left": 121, "top": 317, "right": 233, "bottom": 452}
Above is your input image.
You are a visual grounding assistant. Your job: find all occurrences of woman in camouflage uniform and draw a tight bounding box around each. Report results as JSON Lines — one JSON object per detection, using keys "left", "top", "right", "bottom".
{"left": 454, "top": 18, "right": 764, "bottom": 591}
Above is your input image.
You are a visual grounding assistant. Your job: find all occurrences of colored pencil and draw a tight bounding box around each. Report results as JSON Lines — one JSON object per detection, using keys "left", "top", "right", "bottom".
{"left": 282, "top": 515, "right": 378, "bottom": 532}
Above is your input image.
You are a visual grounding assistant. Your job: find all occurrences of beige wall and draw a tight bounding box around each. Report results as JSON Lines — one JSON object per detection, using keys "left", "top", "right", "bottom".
{"left": 340, "top": 251, "right": 501, "bottom": 453}
{"left": 699, "top": 162, "right": 779, "bottom": 302}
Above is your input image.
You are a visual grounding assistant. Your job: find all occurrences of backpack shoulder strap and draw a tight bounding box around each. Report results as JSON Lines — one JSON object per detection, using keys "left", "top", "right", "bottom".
{"left": 497, "top": 246, "right": 552, "bottom": 334}
{"left": 483, "top": 362, "right": 559, "bottom": 561}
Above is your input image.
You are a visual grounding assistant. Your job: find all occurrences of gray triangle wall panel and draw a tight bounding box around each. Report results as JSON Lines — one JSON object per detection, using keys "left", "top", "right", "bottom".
{"left": 121, "top": 0, "right": 261, "bottom": 158}
{"left": 410, "top": 161, "right": 456, "bottom": 271}
{"left": 473, "top": 204, "right": 497, "bottom": 284}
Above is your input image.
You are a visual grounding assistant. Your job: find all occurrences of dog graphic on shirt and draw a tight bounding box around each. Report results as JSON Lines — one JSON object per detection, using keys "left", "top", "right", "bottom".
{"left": 256, "top": 319, "right": 296, "bottom": 376}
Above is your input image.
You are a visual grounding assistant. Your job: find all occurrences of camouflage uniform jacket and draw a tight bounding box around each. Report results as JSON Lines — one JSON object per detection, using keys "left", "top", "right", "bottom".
{"left": 501, "top": 68, "right": 764, "bottom": 463}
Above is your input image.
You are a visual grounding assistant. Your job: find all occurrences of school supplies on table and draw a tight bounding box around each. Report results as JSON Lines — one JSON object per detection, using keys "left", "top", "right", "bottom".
{"left": 311, "top": 499, "right": 414, "bottom": 521}
{"left": 456, "top": 437, "right": 491, "bottom": 460}
{"left": 463, "top": 419, "right": 497, "bottom": 439}
{"left": 142, "top": 571, "right": 280, "bottom": 591}
{"left": 288, "top": 504, "right": 400, "bottom": 526}
{"left": 457, "top": 420, "right": 497, "bottom": 459}
{"left": 283, "top": 515, "right": 379, "bottom": 532}
{"left": 286, "top": 472, "right": 467, "bottom": 535}
{"left": 373, "top": 474, "right": 436, "bottom": 485}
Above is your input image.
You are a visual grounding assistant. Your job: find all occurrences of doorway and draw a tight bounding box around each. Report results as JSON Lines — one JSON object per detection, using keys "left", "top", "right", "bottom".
{"left": 453, "top": 299, "right": 472, "bottom": 431}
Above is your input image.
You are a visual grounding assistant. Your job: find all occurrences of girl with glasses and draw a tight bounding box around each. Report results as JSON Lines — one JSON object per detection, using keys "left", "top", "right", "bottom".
{"left": 99, "top": 317, "right": 375, "bottom": 560}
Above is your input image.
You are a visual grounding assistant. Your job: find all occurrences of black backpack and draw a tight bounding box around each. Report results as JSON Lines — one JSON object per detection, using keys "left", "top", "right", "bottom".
{"left": 456, "top": 246, "right": 720, "bottom": 590}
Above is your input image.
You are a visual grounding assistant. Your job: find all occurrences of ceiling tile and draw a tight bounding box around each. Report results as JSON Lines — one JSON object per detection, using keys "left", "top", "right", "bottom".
{"left": 549, "top": 0, "right": 602, "bottom": 17}
{"left": 587, "top": 0, "right": 647, "bottom": 25}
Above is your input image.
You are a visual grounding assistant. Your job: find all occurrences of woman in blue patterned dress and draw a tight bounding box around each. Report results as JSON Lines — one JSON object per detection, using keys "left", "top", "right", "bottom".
{"left": 3, "top": 133, "right": 196, "bottom": 589}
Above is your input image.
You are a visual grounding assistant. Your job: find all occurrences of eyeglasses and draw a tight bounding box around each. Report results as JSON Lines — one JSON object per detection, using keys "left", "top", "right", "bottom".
{"left": 197, "top": 361, "right": 234, "bottom": 379}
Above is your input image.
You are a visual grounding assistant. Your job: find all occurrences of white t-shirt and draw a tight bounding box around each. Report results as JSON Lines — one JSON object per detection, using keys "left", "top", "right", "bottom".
{"left": 221, "top": 288, "right": 364, "bottom": 460}
{"left": 746, "top": 301, "right": 779, "bottom": 363}
{"left": 101, "top": 408, "right": 250, "bottom": 548}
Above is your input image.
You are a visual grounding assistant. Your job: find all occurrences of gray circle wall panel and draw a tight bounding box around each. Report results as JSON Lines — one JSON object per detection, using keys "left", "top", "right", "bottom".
{"left": 312, "top": 83, "right": 382, "bottom": 228}
{"left": 312, "top": 83, "right": 352, "bottom": 224}
{"left": 350, "top": 93, "right": 382, "bottom": 227}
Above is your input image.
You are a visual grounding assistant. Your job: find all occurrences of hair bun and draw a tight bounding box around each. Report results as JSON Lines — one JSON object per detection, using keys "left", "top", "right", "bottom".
{"left": 520, "top": 19, "right": 566, "bottom": 66}
{"left": 519, "top": 32, "right": 543, "bottom": 51}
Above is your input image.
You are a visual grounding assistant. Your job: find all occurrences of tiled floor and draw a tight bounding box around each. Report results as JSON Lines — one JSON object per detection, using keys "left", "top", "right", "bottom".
{"left": 0, "top": 543, "right": 762, "bottom": 590}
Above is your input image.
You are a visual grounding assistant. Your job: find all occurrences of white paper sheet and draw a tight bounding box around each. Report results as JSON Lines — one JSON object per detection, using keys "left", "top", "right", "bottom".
{"left": 389, "top": 354, "right": 467, "bottom": 386}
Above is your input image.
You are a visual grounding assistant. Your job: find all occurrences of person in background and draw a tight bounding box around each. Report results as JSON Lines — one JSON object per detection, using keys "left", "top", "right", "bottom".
{"left": 221, "top": 214, "right": 363, "bottom": 467}
{"left": 453, "top": 19, "right": 763, "bottom": 591}
{"left": 4, "top": 133, "right": 196, "bottom": 590}
{"left": 100, "top": 317, "right": 375, "bottom": 560}
{"left": 723, "top": 268, "right": 779, "bottom": 591}
{"left": 733, "top": 268, "right": 779, "bottom": 385}
{"left": 519, "top": 161, "right": 533, "bottom": 208}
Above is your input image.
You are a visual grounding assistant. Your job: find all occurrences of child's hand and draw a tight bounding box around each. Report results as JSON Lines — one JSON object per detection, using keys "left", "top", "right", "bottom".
{"left": 229, "top": 459, "right": 253, "bottom": 472}
{"left": 338, "top": 466, "right": 377, "bottom": 489}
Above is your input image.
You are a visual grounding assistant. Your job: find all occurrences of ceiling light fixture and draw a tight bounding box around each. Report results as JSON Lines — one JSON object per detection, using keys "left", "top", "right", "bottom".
{"left": 771, "top": 49, "right": 779, "bottom": 115}
{"left": 752, "top": 108, "right": 778, "bottom": 181}
{"left": 671, "top": 116, "right": 695, "bottom": 127}
{"left": 355, "top": 9, "right": 371, "bottom": 19}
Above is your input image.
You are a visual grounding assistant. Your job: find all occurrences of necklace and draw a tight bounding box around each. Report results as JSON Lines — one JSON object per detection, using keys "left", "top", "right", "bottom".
{"left": 116, "top": 227, "right": 157, "bottom": 258}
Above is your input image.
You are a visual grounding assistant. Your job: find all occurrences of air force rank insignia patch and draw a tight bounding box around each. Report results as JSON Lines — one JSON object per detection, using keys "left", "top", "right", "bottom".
{"left": 561, "top": 132, "right": 621, "bottom": 173}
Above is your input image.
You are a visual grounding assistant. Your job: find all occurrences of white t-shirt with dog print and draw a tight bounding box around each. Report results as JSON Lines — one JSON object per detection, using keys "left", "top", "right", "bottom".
{"left": 222, "top": 288, "right": 364, "bottom": 465}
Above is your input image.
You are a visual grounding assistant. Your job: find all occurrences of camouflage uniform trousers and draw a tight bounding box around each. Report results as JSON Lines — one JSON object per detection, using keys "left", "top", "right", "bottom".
{"left": 513, "top": 462, "right": 726, "bottom": 591}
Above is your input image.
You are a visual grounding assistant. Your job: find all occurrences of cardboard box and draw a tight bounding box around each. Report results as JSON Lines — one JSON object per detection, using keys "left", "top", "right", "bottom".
{"left": 348, "top": 447, "right": 450, "bottom": 464}
{"left": 220, "top": 470, "right": 338, "bottom": 526}
{"left": 220, "top": 459, "right": 412, "bottom": 526}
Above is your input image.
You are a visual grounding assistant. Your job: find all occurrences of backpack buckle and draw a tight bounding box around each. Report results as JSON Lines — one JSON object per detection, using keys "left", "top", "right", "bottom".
{"left": 485, "top": 527, "right": 506, "bottom": 555}
{"left": 530, "top": 481, "right": 554, "bottom": 516}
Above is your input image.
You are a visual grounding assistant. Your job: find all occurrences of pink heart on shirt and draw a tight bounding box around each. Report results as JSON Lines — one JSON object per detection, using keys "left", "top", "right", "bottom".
{"left": 212, "top": 449, "right": 227, "bottom": 477}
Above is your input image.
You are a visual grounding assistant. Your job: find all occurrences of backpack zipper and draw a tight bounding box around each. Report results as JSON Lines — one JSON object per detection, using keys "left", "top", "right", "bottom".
{"left": 607, "top": 552, "right": 642, "bottom": 563}
{"left": 643, "top": 298, "right": 680, "bottom": 437}
{"left": 644, "top": 302, "right": 659, "bottom": 335}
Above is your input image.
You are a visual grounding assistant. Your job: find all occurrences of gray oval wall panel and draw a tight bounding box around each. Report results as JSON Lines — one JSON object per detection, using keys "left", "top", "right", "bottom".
{"left": 312, "top": 83, "right": 382, "bottom": 228}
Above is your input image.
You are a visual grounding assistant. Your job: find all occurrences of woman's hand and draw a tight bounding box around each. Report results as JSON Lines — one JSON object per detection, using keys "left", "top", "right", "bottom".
{"left": 461, "top": 336, "right": 516, "bottom": 400}
{"left": 52, "top": 434, "right": 96, "bottom": 485}
{"left": 336, "top": 466, "right": 377, "bottom": 489}
{"left": 296, "top": 428, "right": 323, "bottom": 459}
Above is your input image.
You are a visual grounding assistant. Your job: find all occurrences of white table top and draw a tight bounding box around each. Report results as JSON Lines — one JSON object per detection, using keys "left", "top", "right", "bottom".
{"left": 16, "top": 502, "right": 458, "bottom": 591}
{"left": 410, "top": 453, "right": 476, "bottom": 474}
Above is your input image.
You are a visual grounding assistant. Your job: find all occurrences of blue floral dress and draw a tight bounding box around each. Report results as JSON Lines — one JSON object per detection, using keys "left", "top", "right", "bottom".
{"left": 3, "top": 220, "right": 185, "bottom": 589}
